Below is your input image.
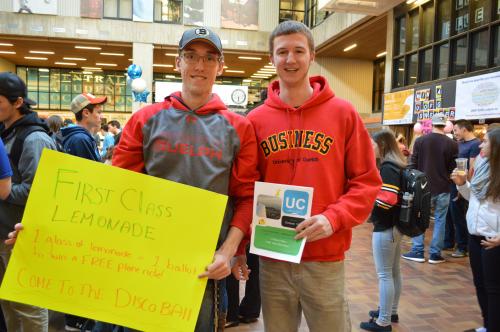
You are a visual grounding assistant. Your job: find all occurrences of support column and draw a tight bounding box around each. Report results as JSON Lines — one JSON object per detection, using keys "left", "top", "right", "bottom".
{"left": 132, "top": 42, "right": 154, "bottom": 111}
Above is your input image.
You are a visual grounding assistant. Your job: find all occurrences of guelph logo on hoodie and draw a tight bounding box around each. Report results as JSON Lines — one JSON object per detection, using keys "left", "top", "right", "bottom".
{"left": 259, "top": 129, "right": 334, "bottom": 157}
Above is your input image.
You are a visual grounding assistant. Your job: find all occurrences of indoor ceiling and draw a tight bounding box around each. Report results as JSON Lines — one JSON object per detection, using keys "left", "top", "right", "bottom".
{"left": 0, "top": 36, "right": 273, "bottom": 79}
{"left": 319, "top": 0, "right": 405, "bottom": 16}
{"left": 316, "top": 14, "right": 387, "bottom": 61}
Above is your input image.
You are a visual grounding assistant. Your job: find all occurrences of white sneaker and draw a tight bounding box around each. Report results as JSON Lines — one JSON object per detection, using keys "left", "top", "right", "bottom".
{"left": 475, "top": 327, "right": 486, "bottom": 332}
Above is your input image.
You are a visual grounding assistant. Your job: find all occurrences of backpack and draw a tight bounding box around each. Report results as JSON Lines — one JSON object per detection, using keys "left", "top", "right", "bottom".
{"left": 396, "top": 168, "right": 431, "bottom": 237}
{"left": 9, "top": 125, "right": 49, "bottom": 168}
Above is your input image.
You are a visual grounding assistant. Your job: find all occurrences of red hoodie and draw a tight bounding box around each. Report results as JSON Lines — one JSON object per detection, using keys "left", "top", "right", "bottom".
{"left": 113, "top": 92, "right": 260, "bottom": 243}
{"left": 247, "top": 76, "right": 382, "bottom": 262}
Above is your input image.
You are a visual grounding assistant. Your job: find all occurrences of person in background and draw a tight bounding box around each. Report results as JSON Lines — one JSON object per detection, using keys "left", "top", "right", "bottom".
{"left": 107, "top": 120, "right": 121, "bottom": 146}
{"left": 402, "top": 114, "right": 458, "bottom": 264}
{"left": 99, "top": 124, "right": 114, "bottom": 159}
{"left": 360, "top": 130, "right": 406, "bottom": 332}
{"left": 395, "top": 133, "right": 410, "bottom": 158}
{"left": 452, "top": 127, "right": 500, "bottom": 332}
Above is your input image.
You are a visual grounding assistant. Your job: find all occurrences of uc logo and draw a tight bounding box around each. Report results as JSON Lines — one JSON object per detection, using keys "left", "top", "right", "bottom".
{"left": 282, "top": 190, "right": 309, "bottom": 216}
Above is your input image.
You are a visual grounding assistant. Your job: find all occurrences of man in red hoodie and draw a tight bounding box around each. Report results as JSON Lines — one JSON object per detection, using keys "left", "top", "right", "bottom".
{"left": 246, "top": 21, "right": 382, "bottom": 332}
{"left": 112, "top": 27, "right": 259, "bottom": 331}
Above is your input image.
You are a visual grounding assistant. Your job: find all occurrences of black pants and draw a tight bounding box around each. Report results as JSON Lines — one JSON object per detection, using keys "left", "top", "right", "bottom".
{"left": 226, "top": 251, "right": 261, "bottom": 322}
{"left": 469, "top": 235, "right": 500, "bottom": 332}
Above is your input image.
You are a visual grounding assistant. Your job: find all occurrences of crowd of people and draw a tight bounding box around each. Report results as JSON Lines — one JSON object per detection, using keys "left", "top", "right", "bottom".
{"left": 0, "top": 19, "right": 498, "bottom": 332}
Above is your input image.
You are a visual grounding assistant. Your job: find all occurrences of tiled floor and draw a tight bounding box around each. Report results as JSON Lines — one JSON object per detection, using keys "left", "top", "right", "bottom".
{"left": 230, "top": 222, "right": 483, "bottom": 332}
{"left": 48, "top": 222, "right": 483, "bottom": 332}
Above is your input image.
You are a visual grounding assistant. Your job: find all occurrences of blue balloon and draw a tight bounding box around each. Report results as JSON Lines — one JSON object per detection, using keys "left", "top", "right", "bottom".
{"left": 127, "top": 64, "right": 142, "bottom": 79}
{"left": 133, "top": 89, "right": 150, "bottom": 103}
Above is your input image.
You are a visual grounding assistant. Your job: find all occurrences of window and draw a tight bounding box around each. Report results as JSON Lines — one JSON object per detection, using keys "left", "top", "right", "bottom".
{"left": 454, "top": 0, "right": 469, "bottom": 34}
{"left": 104, "top": 0, "right": 132, "bottom": 19}
{"left": 395, "top": 16, "right": 406, "bottom": 56}
{"left": 394, "top": 57, "right": 405, "bottom": 88}
{"left": 154, "top": 0, "right": 182, "bottom": 23}
{"left": 470, "top": 0, "right": 491, "bottom": 29}
{"left": 17, "top": 67, "right": 133, "bottom": 112}
{"left": 434, "top": 42, "right": 449, "bottom": 79}
{"left": 437, "top": 0, "right": 451, "bottom": 40}
{"left": 422, "top": 3, "right": 434, "bottom": 46}
{"left": 471, "top": 29, "right": 489, "bottom": 71}
{"left": 280, "top": 0, "right": 305, "bottom": 23}
{"left": 420, "top": 48, "right": 432, "bottom": 82}
{"left": 372, "top": 59, "right": 385, "bottom": 113}
{"left": 494, "top": 25, "right": 500, "bottom": 66}
{"left": 304, "top": 0, "right": 332, "bottom": 28}
{"left": 407, "top": 53, "right": 418, "bottom": 85}
{"left": 408, "top": 9, "right": 419, "bottom": 51}
{"left": 451, "top": 37, "right": 467, "bottom": 75}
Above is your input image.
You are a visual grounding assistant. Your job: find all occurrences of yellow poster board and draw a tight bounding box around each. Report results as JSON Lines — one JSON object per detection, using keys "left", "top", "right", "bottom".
{"left": 0, "top": 149, "right": 228, "bottom": 332}
{"left": 383, "top": 88, "right": 415, "bottom": 125}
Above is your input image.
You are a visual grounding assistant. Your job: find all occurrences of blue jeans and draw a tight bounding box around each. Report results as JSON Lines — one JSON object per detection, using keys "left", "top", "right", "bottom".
{"left": 372, "top": 227, "right": 402, "bottom": 326}
{"left": 411, "top": 192, "right": 450, "bottom": 256}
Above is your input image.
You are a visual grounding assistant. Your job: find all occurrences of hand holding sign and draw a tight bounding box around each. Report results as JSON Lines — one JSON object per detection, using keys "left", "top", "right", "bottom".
{"left": 0, "top": 150, "right": 227, "bottom": 332}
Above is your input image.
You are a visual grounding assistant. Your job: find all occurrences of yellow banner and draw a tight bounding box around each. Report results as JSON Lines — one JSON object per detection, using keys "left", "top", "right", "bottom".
{"left": 0, "top": 149, "right": 228, "bottom": 332}
{"left": 383, "top": 88, "right": 415, "bottom": 125}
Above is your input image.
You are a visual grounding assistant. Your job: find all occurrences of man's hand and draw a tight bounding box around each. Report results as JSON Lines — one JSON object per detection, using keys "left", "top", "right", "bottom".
{"left": 198, "top": 250, "right": 232, "bottom": 280}
{"left": 5, "top": 223, "right": 23, "bottom": 245}
{"left": 295, "top": 214, "right": 334, "bottom": 242}
{"left": 451, "top": 168, "right": 467, "bottom": 186}
{"left": 481, "top": 235, "right": 500, "bottom": 250}
{"left": 231, "top": 255, "right": 250, "bottom": 281}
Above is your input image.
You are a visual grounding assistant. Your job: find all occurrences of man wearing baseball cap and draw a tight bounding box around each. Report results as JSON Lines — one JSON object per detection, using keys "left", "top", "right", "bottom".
{"left": 112, "top": 27, "right": 259, "bottom": 331}
{"left": 60, "top": 93, "right": 107, "bottom": 162}
{"left": 403, "top": 113, "right": 458, "bottom": 264}
{"left": 0, "top": 72, "right": 55, "bottom": 331}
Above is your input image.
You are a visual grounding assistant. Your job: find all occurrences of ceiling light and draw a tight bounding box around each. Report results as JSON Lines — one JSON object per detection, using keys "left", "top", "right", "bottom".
{"left": 24, "top": 56, "right": 48, "bottom": 60}
{"left": 29, "top": 50, "right": 54, "bottom": 54}
{"left": 264, "top": 65, "right": 275, "bottom": 69}
{"left": 128, "top": 58, "right": 133, "bottom": 61}
{"left": 75, "top": 45, "right": 102, "bottom": 50}
{"left": 398, "top": 68, "right": 405, "bottom": 71}
{"left": 153, "top": 64, "right": 173, "bottom": 67}
{"left": 96, "top": 63, "right": 117, "bottom": 66}
{"left": 243, "top": 79, "right": 252, "bottom": 82}
{"left": 222, "top": 80, "right": 233, "bottom": 83}
{"left": 0, "top": 43, "right": 13, "bottom": 47}
{"left": 258, "top": 69, "right": 276, "bottom": 72}
{"left": 343, "top": 44, "right": 357, "bottom": 52}
{"left": 376, "top": 51, "right": 387, "bottom": 58}
{"left": 223, "top": 66, "right": 228, "bottom": 69}
{"left": 82, "top": 71, "right": 93, "bottom": 74}
{"left": 100, "top": 52, "right": 124, "bottom": 56}
{"left": 406, "top": 0, "right": 416, "bottom": 3}
{"left": 0, "top": 51, "right": 15, "bottom": 54}
{"left": 238, "top": 56, "right": 262, "bottom": 60}
{"left": 226, "top": 70, "right": 245, "bottom": 73}
{"left": 64, "top": 57, "right": 86, "bottom": 61}
{"left": 165, "top": 53, "right": 178, "bottom": 57}
{"left": 38, "top": 68, "right": 49, "bottom": 72}
{"left": 164, "top": 75, "right": 176, "bottom": 78}
{"left": 82, "top": 67, "right": 102, "bottom": 71}
{"left": 252, "top": 74, "right": 271, "bottom": 78}
{"left": 55, "top": 62, "right": 77, "bottom": 65}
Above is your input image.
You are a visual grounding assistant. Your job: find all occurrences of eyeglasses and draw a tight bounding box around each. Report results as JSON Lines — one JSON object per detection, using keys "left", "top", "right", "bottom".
{"left": 180, "top": 52, "right": 221, "bottom": 66}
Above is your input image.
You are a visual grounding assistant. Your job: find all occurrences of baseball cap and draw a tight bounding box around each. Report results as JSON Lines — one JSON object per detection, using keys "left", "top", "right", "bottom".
{"left": 70, "top": 93, "right": 107, "bottom": 114}
{"left": 0, "top": 72, "right": 36, "bottom": 105}
{"left": 431, "top": 113, "right": 447, "bottom": 126}
{"left": 179, "top": 27, "right": 223, "bottom": 55}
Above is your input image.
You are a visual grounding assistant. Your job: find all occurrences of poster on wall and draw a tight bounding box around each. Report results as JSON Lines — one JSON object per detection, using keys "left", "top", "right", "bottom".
{"left": 133, "top": 0, "right": 153, "bottom": 22}
{"left": 221, "top": 0, "right": 259, "bottom": 30}
{"left": 155, "top": 82, "right": 249, "bottom": 107}
{"left": 382, "top": 89, "right": 414, "bottom": 125}
{"left": 81, "top": 0, "right": 103, "bottom": 19}
{"left": 455, "top": 71, "right": 500, "bottom": 120}
{"left": 13, "top": 0, "right": 57, "bottom": 15}
{"left": 183, "top": 0, "right": 204, "bottom": 26}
